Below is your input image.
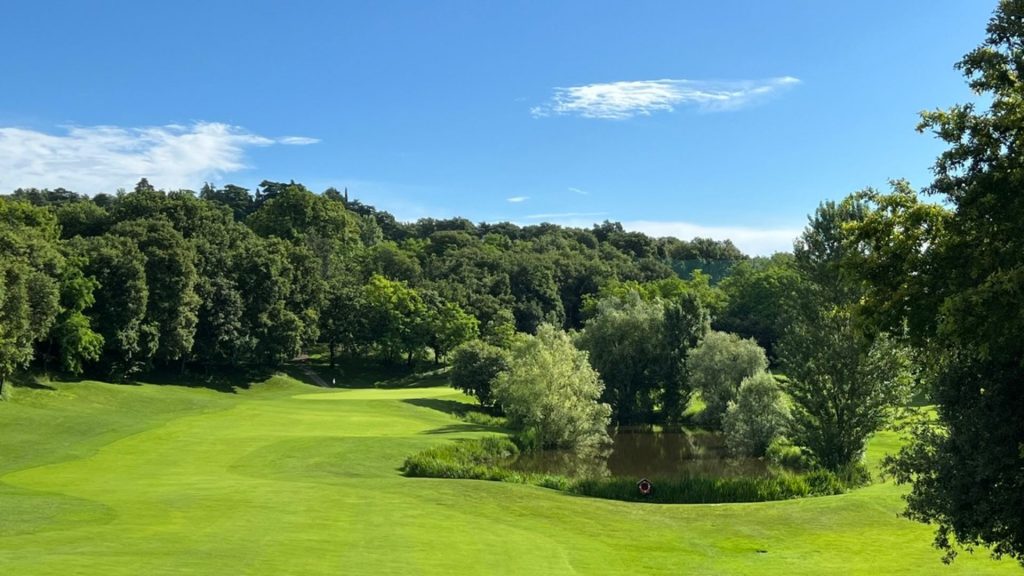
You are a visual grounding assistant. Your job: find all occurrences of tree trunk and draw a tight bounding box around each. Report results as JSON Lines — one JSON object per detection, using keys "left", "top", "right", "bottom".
{"left": 0, "top": 375, "right": 7, "bottom": 400}
{"left": 329, "top": 342, "right": 336, "bottom": 368}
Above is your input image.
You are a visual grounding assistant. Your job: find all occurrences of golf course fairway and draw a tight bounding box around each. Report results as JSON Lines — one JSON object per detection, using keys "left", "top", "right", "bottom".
{"left": 0, "top": 374, "right": 1019, "bottom": 575}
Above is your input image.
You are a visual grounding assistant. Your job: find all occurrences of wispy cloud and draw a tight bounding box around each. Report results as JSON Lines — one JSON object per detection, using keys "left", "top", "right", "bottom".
{"left": 0, "top": 122, "right": 318, "bottom": 193}
{"left": 279, "top": 136, "right": 320, "bottom": 145}
{"left": 507, "top": 196, "right": 529, "bottom": 203}
{"left": 526, "top": 211, "right": 608, "bottom": 220}
{"left": 568, "top": 187, "right": 588, "bottom": 195}
{"left": 622, "top": 220, "right": 800, "bottom": 256}
{"left": 531, "top": 77, "right": 800, "bottom": 120}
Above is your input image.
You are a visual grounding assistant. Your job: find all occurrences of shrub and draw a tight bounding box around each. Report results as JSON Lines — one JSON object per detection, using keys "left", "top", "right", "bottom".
{"left": 803, "top": 468, "right": 846, "bottom": 495}
{"left": 448, "top": 340, "right": 510, "bottom": 408}
{"left": 722, "top": 372, "right": 790, "bottom": 457}
{"left": 765, "top": 438, "right": 811, "bottom": 470}
{"left": 401, "top": 436, "right": 519, "bottom": 479}
{"left": 569, "top": 474, "right": 815, "bottom": 504}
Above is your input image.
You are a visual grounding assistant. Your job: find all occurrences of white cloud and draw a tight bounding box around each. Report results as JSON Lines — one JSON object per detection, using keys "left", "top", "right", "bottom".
{"left": 279, "top": 136, "right": 320, "bottom": 145}
{"left": 568, "top": 187, "right": 588, "bottom": 195}
{"left": 532, "top": 76, "right": 800, "bottom": 119}
{"left": 507, "top": 196, "right": 529, "bottom": 203}
{"left": 622, "top": 220, "right": 800, "bottom": 257}
{"left": 0, "top": 122, "right": 318, "bottom": 194}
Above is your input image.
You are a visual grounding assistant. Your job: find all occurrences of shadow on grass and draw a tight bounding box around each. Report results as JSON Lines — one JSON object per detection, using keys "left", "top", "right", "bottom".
{"left": 10, "top": 372, "right": 56, "bottom": 391}
{"left": 129, "top": 366, "right": 277, "bottom": 394}
{"left": 420, "top": 423, "right": 504, "bottom": 435}
{"left": 402, "top": 398, "right": 507, "bottom": 436}
{"left": 288, "top": 356, "right": 450, "bottom": 390}
{"left": 404, "top": 397, "right": 476, "bottom": 417}
{"left": 21, "top": 352, "right": 449, "bottom": 396}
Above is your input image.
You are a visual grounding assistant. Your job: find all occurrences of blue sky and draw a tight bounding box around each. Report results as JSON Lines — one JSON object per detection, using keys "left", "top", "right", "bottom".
{"left": 0, "top": 1, "right": 994, "bottom": 254}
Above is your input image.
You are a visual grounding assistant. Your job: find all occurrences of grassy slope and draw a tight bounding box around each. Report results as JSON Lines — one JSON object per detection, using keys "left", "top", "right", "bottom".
{"left": 0, "top": 372, "right": 1019, "bottom": 575}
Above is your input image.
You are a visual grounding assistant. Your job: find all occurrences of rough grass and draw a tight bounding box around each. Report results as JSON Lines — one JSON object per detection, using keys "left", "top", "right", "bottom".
{"left": 0, "top": 370, "right": 1019, "bottom": 575}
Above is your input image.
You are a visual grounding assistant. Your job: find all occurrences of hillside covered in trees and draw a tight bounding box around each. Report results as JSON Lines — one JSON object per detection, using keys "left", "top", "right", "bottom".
{"left": 0, "top": 179, "right": 749, "bottom": 386}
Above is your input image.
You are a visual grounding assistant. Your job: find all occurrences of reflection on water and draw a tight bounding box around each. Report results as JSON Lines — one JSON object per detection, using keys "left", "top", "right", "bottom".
{"left": 509, "top": 428, "right": 771, "bottom": 479}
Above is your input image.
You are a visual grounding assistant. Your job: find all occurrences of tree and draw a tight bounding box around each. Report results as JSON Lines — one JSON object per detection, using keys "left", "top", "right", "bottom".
{"left": 448, "top": 340, "right": 509, "bottom": 408}
{"left": 723, "top": 372, "right": 790, "bottom": 457}
{"left": 363, "top": 274, "right": 428, "bottom": 364}
{"left": 716, "top": 254, "right": 811, "bottom": 361}
{"left": 576, "top": 292, "right": 668, "bottom": 424}
{"left": 365, "top": 241, "right": 422, "bottom": 283}
{"left": 77, "top": 235, "right": 149, "bottom": 377}
{"left": 479, "top": 308, "right": 516, "bottom": 348}
{"left": 199, "top": 183, "right": 254, "bottom": 220}
{"left": 422, "top": 295, "right": 478, "bottom": 364}
{"left": 0, "top": 199, "right": 63, "bottom": 395}
{"left": 492, "top": 325, "right": 611, "bottom": 450}
{"left": 508, "top": 253, "right": 564, "bottom": 333}
{"left": 235, "top": 238, "right": 303, "bottom": 365}
{"left": 854, "top": 1, "right": 1024, "bottom": 563}
{"left": 47, "top": 247, "right": 103, "bottom": 374}
{"left": 793, "top": 199, "right": 868, "bottom": 306}
{"left": 661, "top": 292, "right": 711, "bottom": 423}
{"left": 193, "top": 274, "right": 247, "bottom": 365}
{"left": 320, "top": 280, "right": 372, "bottom": 366}
{"left": 54, "top": 201, "right": 109, "bottom": 238}
{"left": 112, "top": 219, "right": 200, "bottom": 364}
{"left": 779, "top": 310, "right": 913, "bottom": 471}
{"left": 687, "top": 331, "right": 768, "bottom": 428}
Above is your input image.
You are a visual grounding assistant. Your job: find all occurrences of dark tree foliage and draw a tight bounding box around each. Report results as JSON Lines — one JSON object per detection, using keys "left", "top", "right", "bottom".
{"left": 1, "top": 179, "right": 747, "bottom": 396}
{"left": 448, "top": 340, "right": 510, "bottom": 408}
{"left": 77, "top": 234, "right": 150, "bottom": 377}
{"left": 200, "top": 183, "right": 254, "bottom": 220}
{"left": 10, "top": 187, "right": 86, "bottom": 206}
{"left": 661, "top": 292, "right": 711, "bottom": 423}
{"left": 716, "top": 254, "right": 811, "bottom": 361}
{"left": 111, "top": 218, "right": 200, "bottom": 364}
{"left": 576, "top": 293, "right": 668, "bottom": 424}
{"left": 0, "top": 199, "right": 62, "bottom": 395}
{"left": 849, "top": 1, "right": 1024, "bottom": 563}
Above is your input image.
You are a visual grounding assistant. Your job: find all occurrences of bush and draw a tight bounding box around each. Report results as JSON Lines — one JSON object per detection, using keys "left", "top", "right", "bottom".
{"left": 492, "top": 325, "right": 611, "bottom": 450}
{"left": 448, "top": 340, "right": 510, "bottom": 408}
{"left": 568, "top": 470, "right": 852, "bottom": 503}
{"left": 803, "top": 468, "right": 847, "bottom": 495}
{"left": 401, "top": 436, "right": 519, "bottom": 479}
{"left": 722, "top": 372, "right": 790, "bottom": 457}
{"left": 765, "top": 438, "right": 812, "bottom": 470}
{"left": 835, "top": 462, "right": 872, "bottom": 488}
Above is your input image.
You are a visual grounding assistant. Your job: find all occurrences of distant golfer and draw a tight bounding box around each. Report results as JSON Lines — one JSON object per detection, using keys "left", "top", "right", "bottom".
{"left": 332, "top": 377, "right": 336, "bottom": 387}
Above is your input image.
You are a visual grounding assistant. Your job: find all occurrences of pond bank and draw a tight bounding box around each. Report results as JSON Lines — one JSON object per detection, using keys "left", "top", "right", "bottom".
{"left": 401, "top": 436, "right": 852, "bottom": 504}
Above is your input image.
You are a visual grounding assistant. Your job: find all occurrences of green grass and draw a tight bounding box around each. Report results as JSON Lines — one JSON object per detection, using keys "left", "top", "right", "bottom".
{"left": 0, "top": 371, "right": 1020, "bottom": 575}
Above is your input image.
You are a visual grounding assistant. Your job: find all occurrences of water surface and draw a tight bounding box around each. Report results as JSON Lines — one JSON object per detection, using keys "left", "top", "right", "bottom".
{"left": 510, "top": 428, "right": 771, "bottom": 479}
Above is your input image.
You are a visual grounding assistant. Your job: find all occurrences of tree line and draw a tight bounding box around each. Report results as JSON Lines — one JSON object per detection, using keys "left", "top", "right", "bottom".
{"left": 0, "top": 178, "right": 744, "bottom": 391}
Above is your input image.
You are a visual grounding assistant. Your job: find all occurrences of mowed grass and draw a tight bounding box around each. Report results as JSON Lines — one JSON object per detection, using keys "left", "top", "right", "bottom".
{"left": 0, "top": 372, "right": 1019, "bottom": 575}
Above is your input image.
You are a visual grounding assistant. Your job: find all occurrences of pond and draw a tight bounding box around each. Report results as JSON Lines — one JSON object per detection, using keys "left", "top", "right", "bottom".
{"left": 508, "top": 427, "right": 772, "bottom": 479}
